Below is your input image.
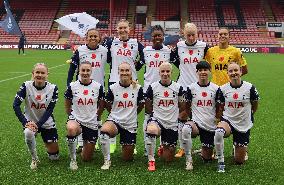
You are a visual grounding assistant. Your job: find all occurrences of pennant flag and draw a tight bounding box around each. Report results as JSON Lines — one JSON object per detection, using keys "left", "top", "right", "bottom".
{"left": 0, "top": 0, "right": 22, "bottom": 35}
{"left": 143, "top": 26, "right": 180, "bottom": 45}
{"left": 55, "top": 12, "right": 99, "bottom": 37}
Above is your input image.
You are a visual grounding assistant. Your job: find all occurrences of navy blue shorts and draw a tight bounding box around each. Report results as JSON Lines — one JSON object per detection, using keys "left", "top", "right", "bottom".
{"left": 195, "top": 123, "right": 215, "bottom": 148}
{"left": 67, "top": 116, "right": 98, "bottom": 143}
{"left": 80, "top": 124, "right": 98, "bottom": 144}
{"left": 38, "top": 127, "right": 58, "bottom": 143}
{"left": 221, "top": 117, "right": 250, "bottom": 147}
{"left": 148, "top": 118, "right": 178, "bottom": 147}
{"left": 108, "top": 121, "right": 137, "bottom": 145}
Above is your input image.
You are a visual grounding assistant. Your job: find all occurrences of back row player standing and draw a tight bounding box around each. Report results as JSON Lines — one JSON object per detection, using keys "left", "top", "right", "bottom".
{"left": 171, "top": 23, "right": 209, "bottom": 157}
{"left": 102, "top": 19, "right": 144, "bottom": 153}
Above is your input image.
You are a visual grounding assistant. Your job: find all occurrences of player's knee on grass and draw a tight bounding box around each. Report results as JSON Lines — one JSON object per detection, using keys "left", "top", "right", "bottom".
{"left": 81, "top": 143, "right": 95, "bottom": 161}
{"left": 234, "top": 146, "right": 246, "bottom": 164}
{"left": 48, "top": 150, "right": 59, "bottom": 161}
{"left": 201, "top": 147, "right": 213, "bottom": 161}
{"left": 122, "top": 145, "right": 135, "bottom": 161}
{"left": 162, "top": 145, "right": 175, "bottom": 162}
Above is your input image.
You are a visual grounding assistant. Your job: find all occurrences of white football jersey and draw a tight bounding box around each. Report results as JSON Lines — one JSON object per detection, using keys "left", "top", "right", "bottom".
{"left": 176, "top": 40, "right": 207, "bottom": 88}
{"left": 188, "top": 82, "right": 220, "bottom": 131}
{"left": 109, "top": 38, "right": 139, "bottom": 82}
{"left": 146, "top": 81, "right": 184, "bottom": 131}
{"left": 106, "top": 82, "right": 144, "bottom": 133}
{"left": 143, "top": 45, "right": 171, "bottom": 92}
{"left": 219, "top": 81, "right": 259, "bottom": 132}
{"left": 76, "top": 45, "right": 108, "bottom": 85}
{"left": 22, "top": 81, "right": 58, "bottom": 129}
{"left": 65, "top": 80, "right": 104, "bottom": 130}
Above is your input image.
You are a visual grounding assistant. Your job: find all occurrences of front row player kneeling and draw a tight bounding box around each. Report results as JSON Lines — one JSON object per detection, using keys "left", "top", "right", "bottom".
{"left": 214, "top": 62, "right": 259, "bottom": 172}
{"left": 145, "top": 62, "right": 187, "bottom": 171}
{"left": 64, "top": 62, "right": 105, "bottom": 170}
{"left": 181, "top": 61, "right": 221, "bottom": 170}
{"left": 100, "top": 62, "right": 144, "bottom": 170}
{"left": 13, "top": 63, "right": 60, "bottom": 170}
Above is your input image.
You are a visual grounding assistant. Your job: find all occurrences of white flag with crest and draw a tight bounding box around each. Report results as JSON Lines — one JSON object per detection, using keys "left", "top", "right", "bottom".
{"left": 55, "top": 12, "right": 99, "bottom": 37}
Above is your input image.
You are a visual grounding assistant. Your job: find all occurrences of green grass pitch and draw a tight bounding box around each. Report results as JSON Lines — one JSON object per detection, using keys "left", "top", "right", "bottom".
{"left": 0, "top": 49, "right": 283, "bottom": 185}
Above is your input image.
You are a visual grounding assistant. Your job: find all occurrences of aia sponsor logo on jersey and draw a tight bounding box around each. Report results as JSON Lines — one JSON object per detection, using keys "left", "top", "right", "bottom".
{"left": 117, "top": 101, "right": 134, "bottom": 108}
{"left": 117, "top": 49, "right": 132, "bottom": 57}
{"left": 158, "top": 99, "right": 174, "bottom": 107}
{"left": 91, "top": 61, "right": 101, "bottom": 68}
{"left": 149, "top": 60, "right": 163, "bottom": 67}
{"left": 78, "top": 98, "right": 94, "bottom": 105}
{"left": 228, "top": 102, "right": 244, "bottom": 108}
{"left": 197, "top": 100, "right": 213, "bottom": 107}
{"left": 183, "top": 57, "right": 199, "bottom": 64}
{"left": 31, "top": 102, "right": 46, "bottom": 109}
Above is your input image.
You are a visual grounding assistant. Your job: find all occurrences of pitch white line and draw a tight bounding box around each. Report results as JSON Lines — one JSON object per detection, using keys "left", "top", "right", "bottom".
{"left": 0, "top": 64, "right": 66, "bottom": 83}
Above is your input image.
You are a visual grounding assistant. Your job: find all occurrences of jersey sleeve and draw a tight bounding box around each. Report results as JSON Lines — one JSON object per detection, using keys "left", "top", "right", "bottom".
{"left": 204, "top": 48, "right": 211, "bottom": 64}
{"left": 203, "top": 44, "right": 210, "bottom": 59}
{"left": 98, "top": 85, "right": 105, "bottom": 101}
{"left": 67, "top": 50, "right": 79, "bottom": 86}
{"left": 178, "top": 86, "right": 186, "bottom": 103}
{"left": 186, "top": 87, "right": 193, "bottom": 102}
{"left": 170, "top": 46, "right": 180, "bottom": 67}
{"left": 137, "top": 86, "right": 145, "bottom": 105}
{"left": 215, "top": 87, "right": 222, "bottom": 102}
{"left": 236, "top": 48, "right": 247, "bottom": 67}
{"left": 250, "top": 85, "right": 259, "bottom": 101}
{"left": 13, "top": 83, "right": 28, "bottom": 127}
{"left": 64, "top": 85, "right": 73, "bottom": 100}
{"left": 37, "top": 85, "right": 58, "bottom": 127}
{"left": 105, "top": 87, "right": 114, "bottom": 104}
{"left": 217, "top": 88, "right": 225, "bottom": 104}
{"left": 102, "top": 37, "right": 113, "bottom": 64}
{"left": 145, "top": 85, "right": 153, "bottom": 101}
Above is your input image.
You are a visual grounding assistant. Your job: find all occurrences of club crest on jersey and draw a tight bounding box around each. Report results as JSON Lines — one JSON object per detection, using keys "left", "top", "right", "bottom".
{"left": 117, "top": 49, "right": 131, "bottom": 57}
{"left": 117, "top": 101, "right": 134, "bottom": 108}
{"left": 123, "top": 93, "right": 128, "bottom": 98}
{"left": 83, "top": 90, "right": 88, "bottom": 95}
{"left": 35, "top": 94, "right": 41, "bottom": 100}
{"left": 91, "top": 53, "right": 96, "bottom": 59}
{"left": 31, "top": 102, "right": 46, "bottom": 109}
